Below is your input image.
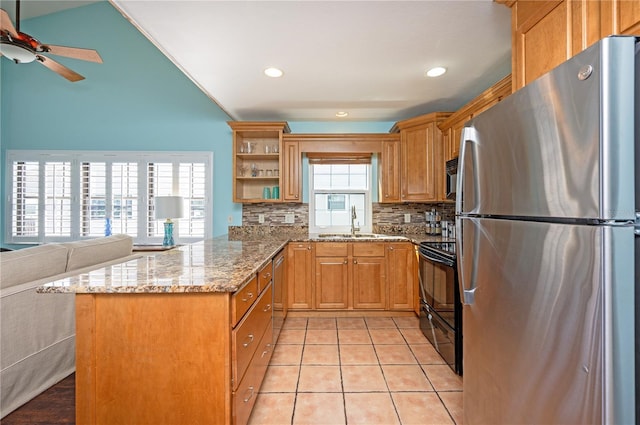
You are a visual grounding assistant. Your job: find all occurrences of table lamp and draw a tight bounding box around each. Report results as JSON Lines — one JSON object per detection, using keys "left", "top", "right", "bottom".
{"left": 154, "top": 196, "right": 184, "bottom": 247}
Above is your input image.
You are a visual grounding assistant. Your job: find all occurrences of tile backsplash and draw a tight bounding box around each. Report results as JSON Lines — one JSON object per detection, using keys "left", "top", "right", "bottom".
{"left": 231, "top": 202, "right": 454, "bottom": 235}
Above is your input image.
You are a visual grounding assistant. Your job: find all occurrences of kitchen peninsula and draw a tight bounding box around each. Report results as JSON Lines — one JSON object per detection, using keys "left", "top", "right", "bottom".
{"left": 38, "top": 233, "right": 428, "bottom": 424}
{"left": 39, "top": 237, "right": 288, "bottom": 425}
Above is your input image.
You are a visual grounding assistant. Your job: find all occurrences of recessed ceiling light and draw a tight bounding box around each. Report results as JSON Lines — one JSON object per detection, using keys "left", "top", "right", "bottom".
{"left": 264, "top": 67, "right": 284, "bottom": 78}
{"left": 425, "top": 67, "right": 447, "bottom": 78}
{"left": 336, "top": 111, "right": 349, "bottom": 118}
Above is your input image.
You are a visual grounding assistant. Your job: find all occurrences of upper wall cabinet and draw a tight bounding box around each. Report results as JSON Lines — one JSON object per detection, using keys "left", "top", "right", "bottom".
{"left": 390, "top": 112, "right": 451, "bottom": 203}
{"left": 283, "top": 133, "right": 400, "bottom": 204}
{"left": 379, "top": 139, "right": 401, "bottom": 203}
{"left": 229, "top": 121, "right": 290, "bottom": 203}
{"left": 504, "top": 0, "right": 640, "bottom": 90}
{"left": 282, "top": 140, "right": 301, "bottom": 202}
{"left": 439, "top": 75, "right": 512, "bottom": 162}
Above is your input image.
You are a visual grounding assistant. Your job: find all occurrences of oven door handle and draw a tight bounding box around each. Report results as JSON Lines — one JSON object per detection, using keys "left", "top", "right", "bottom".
{"left": 418, "top": 250, "right": 455, "bottom": 268}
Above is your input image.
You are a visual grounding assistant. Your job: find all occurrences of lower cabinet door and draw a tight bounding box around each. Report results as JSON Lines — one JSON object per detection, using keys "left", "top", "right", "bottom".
{"left": 315, "top": 256, "right": 349, "bottom": 309}
{"left": 233, "top": 321, "right": 274, "bottom": 425}
{"left": 352, "top": 257, "right": 386, "bottom": 309}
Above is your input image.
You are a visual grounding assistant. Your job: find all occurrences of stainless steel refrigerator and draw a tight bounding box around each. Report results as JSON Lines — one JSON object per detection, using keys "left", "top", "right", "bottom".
{"left": 456, "top": 36, "right": 637, "bottom": 425}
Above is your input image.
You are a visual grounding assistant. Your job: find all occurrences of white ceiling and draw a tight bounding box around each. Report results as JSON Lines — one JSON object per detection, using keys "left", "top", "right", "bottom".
{"left": 6, "top": 0, "right": 513, "bottom": 123}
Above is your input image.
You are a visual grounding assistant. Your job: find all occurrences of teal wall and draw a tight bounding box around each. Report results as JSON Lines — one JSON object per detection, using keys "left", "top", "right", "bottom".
{"left": 0, "top": 1, "right": 393, "bottom": 244}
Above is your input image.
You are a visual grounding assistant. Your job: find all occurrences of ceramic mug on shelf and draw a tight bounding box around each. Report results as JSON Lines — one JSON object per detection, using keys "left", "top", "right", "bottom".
{"left": 263, "top": 187, "right": 271, "bottom": 199}
{"left": 272, "top": 186, "right": 280, "bottom": 199}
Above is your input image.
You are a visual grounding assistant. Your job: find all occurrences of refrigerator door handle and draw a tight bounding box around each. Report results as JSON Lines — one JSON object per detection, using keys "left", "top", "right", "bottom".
{"left": 635, "top": 212, "right": 640, "bottom": 235}
{"left": 456, "top": 218, "right": 480, "bottom": 305}
{"left": 455, "top": 126, "right": 478, "bottom": 216}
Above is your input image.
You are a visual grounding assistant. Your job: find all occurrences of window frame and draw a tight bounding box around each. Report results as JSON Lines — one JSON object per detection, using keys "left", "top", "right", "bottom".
{"left": 5, "top": 150, "right": 213, "bottom": 245}
{"left": 308, "top": 163, "right": 372, "bottom": 234}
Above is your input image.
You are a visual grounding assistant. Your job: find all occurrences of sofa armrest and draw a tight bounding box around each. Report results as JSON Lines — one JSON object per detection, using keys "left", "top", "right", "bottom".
{"left": 0, "top": 244, "right": 69, "bottom": 290}
{"left": 63, "top": 234, "right": 133, "bottom": 272}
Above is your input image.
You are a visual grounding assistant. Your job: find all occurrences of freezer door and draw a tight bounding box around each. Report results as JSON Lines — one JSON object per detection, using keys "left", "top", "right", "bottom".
{"left": 457, "top": 36, "right": 636, "bottom": 221}
{"left": 458, "top": 217, "right": 635, "bottom": 425}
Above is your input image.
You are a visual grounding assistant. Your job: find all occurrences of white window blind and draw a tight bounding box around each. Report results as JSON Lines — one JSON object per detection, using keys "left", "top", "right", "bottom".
{"left": 6, "top": 151, "right": 213, "bottom": 244}
{"left": 81, "top": 162, "right": 107, "bottom": 237}
{"left": 44, "top": 161, "right": 72, "bottom": 237}
{"left": 112, "top": 162, "right": 139, "bottom": 236}
{"left": 12, "top": 161, "right": 39, "bottom": 238}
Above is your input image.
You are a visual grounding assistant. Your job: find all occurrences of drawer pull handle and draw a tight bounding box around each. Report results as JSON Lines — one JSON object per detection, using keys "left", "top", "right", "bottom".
{"left": 243, "top": 334, "right": 254, "bottom": 347}
{"left": 353, "top": 259, "right": 358, "bottom": 264}
{"left": 343, "top": 259, "right": 347, "bottom": 264}
{"left": 243, "top": 386, "right": 254, "bottom": 403}
{"left": 261, "top": 343, "right": 273, "bottom": 358}
{"left": 263, "top": 273, "right": 271, "bottom": 280}
{"left": 241, "top": 292, "right": 254, "bottom": 303}
{"left": 263, "top": 304, "right": 272, "bottom": 312}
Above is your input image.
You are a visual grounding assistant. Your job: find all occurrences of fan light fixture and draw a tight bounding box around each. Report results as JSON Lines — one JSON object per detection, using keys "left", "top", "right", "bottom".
{"left": 264, "top": 67, "right": 283, "bottom": 78}
{"left": 336, "top": 111, "right": 349, "bottom": 118}
{"left": 0, "top": 2, "right": 103, "bottom": 82}
{"left": 426, "top": 67, "right": 447, "bottom": 77}
{"left": 0, "top": 41, "right": 36, "bottom": 63}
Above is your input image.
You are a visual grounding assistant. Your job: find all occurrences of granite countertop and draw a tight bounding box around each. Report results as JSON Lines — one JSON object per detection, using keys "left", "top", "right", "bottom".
{"left": 37, "top": 232, "right": 450, "bottom": 295}
{"left": 38, "top": 236, "right": 288, "bottom": 295}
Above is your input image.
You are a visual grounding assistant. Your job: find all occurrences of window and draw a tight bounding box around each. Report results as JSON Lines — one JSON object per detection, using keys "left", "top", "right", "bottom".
{"left": 6, "top": 151, "right": 213, "bottom": 244}
{"left": 309, "top": 161, "right": 372, "bottom": 234}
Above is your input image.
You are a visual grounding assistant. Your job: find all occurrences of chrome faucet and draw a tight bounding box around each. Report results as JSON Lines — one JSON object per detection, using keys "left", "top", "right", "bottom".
{"left": 351, "top": 205, "right": 360, "bottom": 236}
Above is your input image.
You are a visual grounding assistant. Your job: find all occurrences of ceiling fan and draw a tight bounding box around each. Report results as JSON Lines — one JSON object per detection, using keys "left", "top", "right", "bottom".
{"left": 0, "top": 0, "right": 102, "bottom": 82}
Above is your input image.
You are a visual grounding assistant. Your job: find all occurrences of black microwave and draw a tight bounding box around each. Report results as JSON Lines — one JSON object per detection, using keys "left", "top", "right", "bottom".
{"left": 445, "top": 157, "right": 458, "bottom": 200}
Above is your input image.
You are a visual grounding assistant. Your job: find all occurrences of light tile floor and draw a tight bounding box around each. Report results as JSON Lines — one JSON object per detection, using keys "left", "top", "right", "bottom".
{"left": 248, "top": 316, "right": 462, "bottom": 425}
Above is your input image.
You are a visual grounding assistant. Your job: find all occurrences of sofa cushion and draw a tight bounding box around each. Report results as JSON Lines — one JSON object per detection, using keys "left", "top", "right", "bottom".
{"left": 64, "top": 234, "right": 133, "bottom": 272}
{"left": 0, "top": 244, "right": 69, "bottom": 290}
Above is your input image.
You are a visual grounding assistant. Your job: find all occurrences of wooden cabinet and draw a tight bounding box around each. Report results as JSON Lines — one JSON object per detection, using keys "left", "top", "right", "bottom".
{"left": 313, "top": 242, "right": 387, "bottom": 310}
{"left": 379, "top": 139, "right": 401, "bottom": 203}
{"left": 439, "top": 75, "right": 512, "bottom": 162}
{"left": 352, "top": 244, "right": 386, "bottom": 310}
{"left": 386, "top": 242, "right": 418, "bottom": 313}
{"left": 282, "top": 140, "right": 301, "bottom": 202}
{"left": 229, "top": 121, "right": 290, "bottom": 203}
{"left": 391, "top": 112, "right": 451, "bottom": 202}
{"left": 505, "top": 0, "right": 640, "bottom": 91}
{"left": 287, "top": 242, "right": 313, "bottom": 310}
{"left": 284, "top": 241, "right": 416, "bottom": 313}
{"left": 314, "top": 243, "right": 349, "bottom": 309}
{"left": 75, "top": 275, "right": 275, "bottom": 425}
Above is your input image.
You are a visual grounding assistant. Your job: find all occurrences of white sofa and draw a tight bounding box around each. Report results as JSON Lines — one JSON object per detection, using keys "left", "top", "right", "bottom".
{"left": 0, "top": 234, "right": 140, "bottom": 418}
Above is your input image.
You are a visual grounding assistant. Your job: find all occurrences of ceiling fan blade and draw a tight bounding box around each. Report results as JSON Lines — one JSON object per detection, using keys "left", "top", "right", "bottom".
{"left": 44, "top": 45, "right": 102, "bottom": 63}
{"left": 0, "top": 9, "right": 18, "bottom": 37}
{"left": 36, "top": 55, "right": 84, "bottom": 82}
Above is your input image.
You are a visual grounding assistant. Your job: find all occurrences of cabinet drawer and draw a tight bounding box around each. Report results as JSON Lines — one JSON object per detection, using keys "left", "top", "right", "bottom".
{"left": 233, "top": 322, "right": 273, "bottom": 425}
{"left": 353, "top": 243, "right": 385, "bottom": 257}
{"left": 232, "top": 277, "right": 259, "bottom": 327}
{"left": 257, "top": 261, "right": 273, "bottom": 294}
{"left": 315, "top": 242, "right": 348, "bottom": 257}
{"left": 232, "top": 284, "right": 272, "bottom": 390}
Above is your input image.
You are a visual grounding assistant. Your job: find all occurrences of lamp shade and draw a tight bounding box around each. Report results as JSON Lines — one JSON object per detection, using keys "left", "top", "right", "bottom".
{"left": 154, "top": 196, "right": 184, "bottom": 220}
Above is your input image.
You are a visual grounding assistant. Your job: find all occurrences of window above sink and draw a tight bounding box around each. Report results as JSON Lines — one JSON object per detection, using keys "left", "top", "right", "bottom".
{"left": 308, "top": 161, "right": 372, "bottom": 235}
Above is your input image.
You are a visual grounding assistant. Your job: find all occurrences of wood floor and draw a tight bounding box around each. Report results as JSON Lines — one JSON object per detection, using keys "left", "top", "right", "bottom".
{"left": 1, "top": 374, "right": 75, "bottom": 425}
